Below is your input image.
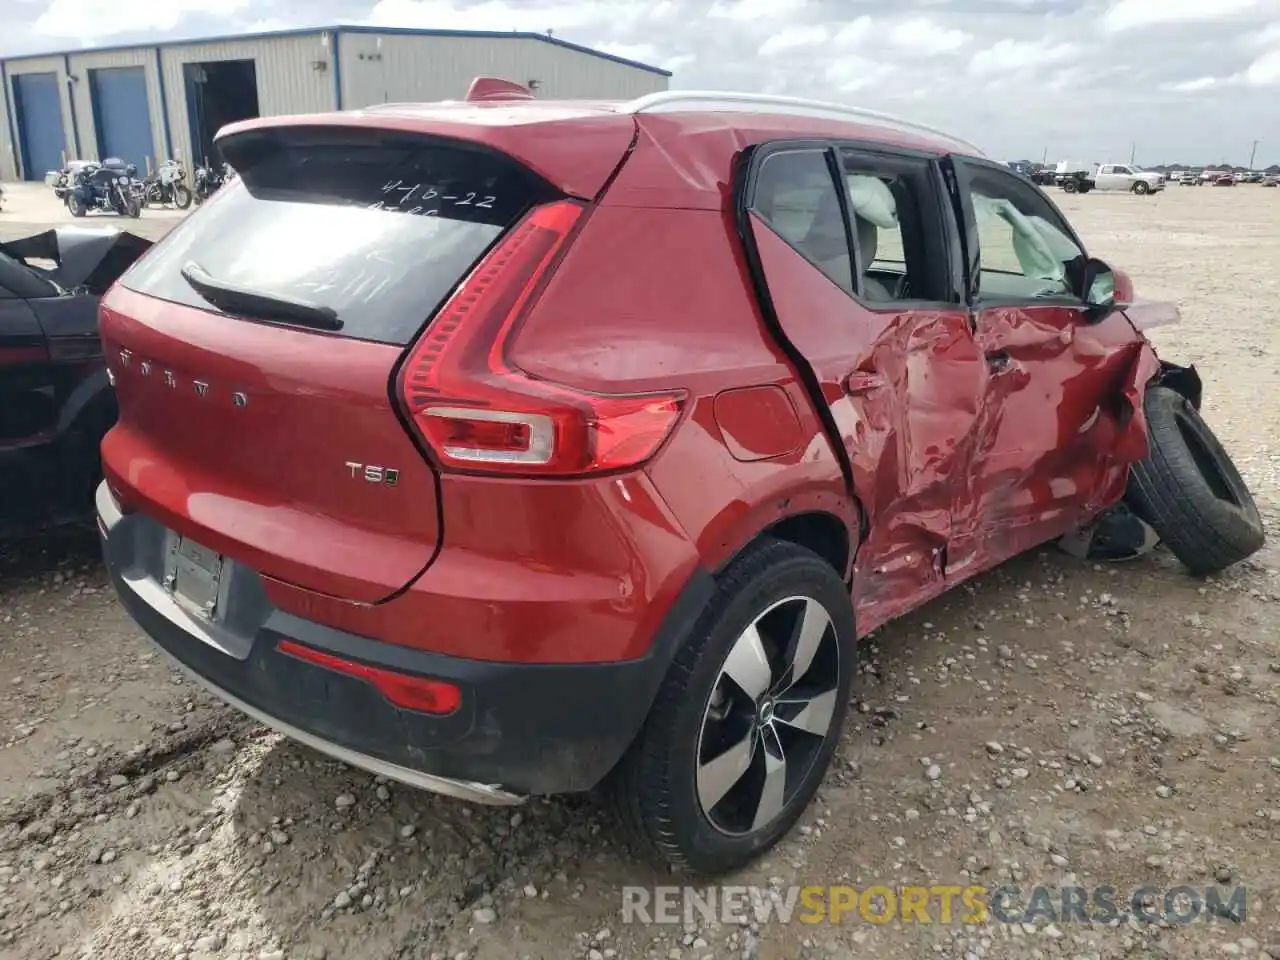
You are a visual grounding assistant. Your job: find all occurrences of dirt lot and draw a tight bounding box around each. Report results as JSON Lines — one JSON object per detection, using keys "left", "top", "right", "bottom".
{"left": 1, "top": 180, "right": 1278, "bottom": 960}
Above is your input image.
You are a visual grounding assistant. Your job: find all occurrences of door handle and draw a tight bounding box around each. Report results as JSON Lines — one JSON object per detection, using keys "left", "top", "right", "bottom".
{"left": 985, "top": 351, "right": 1012, "bottom": 373}
{"left": 844, "top": 372, "right": 884, "bottom": 395}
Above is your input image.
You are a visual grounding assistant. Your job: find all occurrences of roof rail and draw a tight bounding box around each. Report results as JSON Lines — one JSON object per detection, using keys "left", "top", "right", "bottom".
{"left": 622, "top": 90, "right": 982, "bottom": 156}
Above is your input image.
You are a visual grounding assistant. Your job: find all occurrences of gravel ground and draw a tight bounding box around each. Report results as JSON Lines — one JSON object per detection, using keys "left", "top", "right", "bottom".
{"left": 1, "top": 181, "right": 1278, "bottom": 960}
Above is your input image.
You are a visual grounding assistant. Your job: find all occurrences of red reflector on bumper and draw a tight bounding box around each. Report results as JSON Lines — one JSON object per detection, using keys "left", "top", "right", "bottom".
{"left": 277, "top": 639, "right": 462, "bottom": 716}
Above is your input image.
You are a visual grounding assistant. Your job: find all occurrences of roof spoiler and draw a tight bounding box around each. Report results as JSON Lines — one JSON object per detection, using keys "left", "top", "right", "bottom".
{"left": 465, "top": 77, "right": 535, "bottom": 102}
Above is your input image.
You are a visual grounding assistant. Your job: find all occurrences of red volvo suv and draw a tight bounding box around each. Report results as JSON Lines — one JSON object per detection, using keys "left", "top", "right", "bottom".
{"left": 97, "top": 82, "right": 1263, "bottom": 875}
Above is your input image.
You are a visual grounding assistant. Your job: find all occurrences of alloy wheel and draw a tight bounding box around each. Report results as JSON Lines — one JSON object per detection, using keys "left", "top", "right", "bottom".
{"left": 695, "top": 595, "right": 841, "bottom": 836}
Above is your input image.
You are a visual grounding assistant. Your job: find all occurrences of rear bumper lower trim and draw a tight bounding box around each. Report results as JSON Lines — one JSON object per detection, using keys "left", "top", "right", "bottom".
{"left": 149, "top": 640, "right": 525, "bottom": 805}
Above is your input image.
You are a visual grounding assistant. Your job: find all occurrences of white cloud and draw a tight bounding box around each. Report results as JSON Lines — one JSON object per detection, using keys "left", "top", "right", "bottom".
{"left": 364, "top": 0, "right": 595, "bottom": 31}
{"left": 595, "top": 41, "right": 661, "bottom": 63}
{"left": 832, "top": 16, "right": 873, "bottom": 46}
{"left": 709, "top": 0, "right": 807, "bottom": 21}
{"left": 1164, "top": 75, "right": 1220, "bottom": 91}
{"left": 243, "top": 17, "right": 294, "bottom": 33}
{"left": 888, "top": 17, "right": 969, "bottom": 55}
{"left": 969, "top": 38, "right": 1078, "bottom": 76}
{"left": 1243, "top": 47, "right": 1280, "bottom": 84}
{"left": 1101, "top": 0, "right": 1264, "bottom": 32}
{"left": 824, "top": 56, "right": 894, "bottom": 93}
{"left": 758, "top": 24, "right": 828, "bottom": 55}
{"left": 33, "top": 0, "right": 249, "bottom": 40}
{"left": 1246, "top": 20, "right": 1280, "bottom": 46}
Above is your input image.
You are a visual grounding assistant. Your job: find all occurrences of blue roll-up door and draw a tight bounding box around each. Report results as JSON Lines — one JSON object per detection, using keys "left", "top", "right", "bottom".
{"left": 89, "top": 66, "right": 154, "bottom": 172}
{"left": 12, "top": 72, "right": 66, "bottom": 181}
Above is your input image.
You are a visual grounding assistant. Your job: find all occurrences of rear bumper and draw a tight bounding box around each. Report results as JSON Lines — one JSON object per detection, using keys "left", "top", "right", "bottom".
{"left": 98, "top": 482, "right": 714, "bottom": 798}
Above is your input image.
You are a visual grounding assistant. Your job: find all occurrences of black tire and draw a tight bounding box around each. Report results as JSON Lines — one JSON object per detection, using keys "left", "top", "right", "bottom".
{"left": 173, "top": 184, "right": 192, "bottom": 210}
{"left": 67, "top": 193, "right": 86, "bottom": 217}
{"left": 1125, "top": 386, "right": 1265, "bottom": 575}
{"left": 606, "top": 538, "right": 855, "bottom": 875}
{"left": 125, "top": 197, "right": 142, "bottom": 218}
{"left": 1133, "top": 181, "right": 1150, "bottom": 195}
{"left": 1062, "top": 180, "right": 1078, "bottom": 194}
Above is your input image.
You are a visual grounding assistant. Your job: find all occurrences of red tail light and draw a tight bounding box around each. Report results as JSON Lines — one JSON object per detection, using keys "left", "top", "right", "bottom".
{"left": 277, "top": 639, "right": 462, "bottom": 715}
{"left": 397, "top": 200, "right": 685, "bottom": 476}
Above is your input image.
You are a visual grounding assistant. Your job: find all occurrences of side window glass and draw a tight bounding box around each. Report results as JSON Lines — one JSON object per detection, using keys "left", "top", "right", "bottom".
{"left": 840, "top": 151, "right": 948, "bottom": 304}
{"left": 752, "top": 150, "right": 853, "bottom": 292}
{"left": 842, "top": 171, "right": 910, "bottom": 301}
{"left": 963, "top": 163, "right": 1085, "bottom": 302}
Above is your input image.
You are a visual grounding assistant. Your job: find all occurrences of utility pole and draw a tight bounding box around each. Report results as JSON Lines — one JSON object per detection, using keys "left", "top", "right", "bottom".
{"left": 1041, "top": 145, "right": 1048, "bottom": 164}
{"left": 1248, "top": 139, "right": 1260, "bottom": 170}
{"left": 1129, "top": 141, "right": 1136, "bottom": 164}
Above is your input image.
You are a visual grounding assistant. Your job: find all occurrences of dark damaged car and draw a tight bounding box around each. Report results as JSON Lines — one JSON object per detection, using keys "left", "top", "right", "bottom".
{"left": 96, "top": 83, "right": 1265, "bottom": 876}
{"left": 1, "top": 226, "right": 152, "bottom": 537}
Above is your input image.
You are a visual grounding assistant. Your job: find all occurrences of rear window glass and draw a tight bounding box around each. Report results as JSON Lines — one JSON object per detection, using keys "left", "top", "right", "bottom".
{"left": 120, "top": 132, "right": 545, "bottom": 344}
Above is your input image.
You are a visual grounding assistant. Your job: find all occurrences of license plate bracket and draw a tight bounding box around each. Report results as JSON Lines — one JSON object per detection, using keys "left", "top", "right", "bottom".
{"left": 163, "top": 533, "right": 225, "bottom": 621}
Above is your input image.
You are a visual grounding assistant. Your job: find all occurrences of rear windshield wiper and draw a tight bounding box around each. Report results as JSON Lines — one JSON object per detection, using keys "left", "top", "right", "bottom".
{"left": 179, "top": 261, "right": 343, "bottom": 331}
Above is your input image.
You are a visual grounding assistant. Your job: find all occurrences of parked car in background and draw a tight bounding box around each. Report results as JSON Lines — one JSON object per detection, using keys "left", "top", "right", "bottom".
{"left": 95, "top": 81, "right": 1265, "bottom": 875}
{"left": 1093, "top": 164, "right": 1165, "bottom": 194}
{"left": 1241, "top": 171, "right": 1264, "bottom": 184}
{"left": 1213, "top": 173, "right": 1236, "bottom": 186}
{"left": 1262, "top": 175, "right": 1278, "bottom": 187}
{"left": 0, "top": 226, "right": 152, "bottom": 538}
{"left": 1179, "top": 172, "right": 1200, "bottom": 185}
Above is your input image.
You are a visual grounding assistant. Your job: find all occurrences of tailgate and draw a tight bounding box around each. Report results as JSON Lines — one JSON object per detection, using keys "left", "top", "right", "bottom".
{"left": 99, "top": 125, "right": 568, "bottom": 602}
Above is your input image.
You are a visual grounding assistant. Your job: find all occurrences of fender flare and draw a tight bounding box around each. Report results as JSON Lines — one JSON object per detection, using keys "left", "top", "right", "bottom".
{"left": 706, "top": 485, "right": 862, "bottom": 583}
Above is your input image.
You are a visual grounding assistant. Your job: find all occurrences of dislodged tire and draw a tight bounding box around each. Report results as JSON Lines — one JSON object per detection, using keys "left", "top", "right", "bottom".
{"left": 607, "top": 538, "right": 854, "bottom": 875}
{"left": 1126, "top": 385, "right": 1265, "bottom": 575}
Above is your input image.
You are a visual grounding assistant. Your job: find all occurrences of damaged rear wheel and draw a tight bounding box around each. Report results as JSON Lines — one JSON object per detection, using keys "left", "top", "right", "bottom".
{"left": 1126, "top": 385, "right": 1265, "bottom": 575}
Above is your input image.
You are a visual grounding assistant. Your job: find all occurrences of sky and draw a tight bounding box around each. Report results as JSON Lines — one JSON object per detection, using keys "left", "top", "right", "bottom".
{"left": 3, "top": 0, "right": 1279, "bottom": 166}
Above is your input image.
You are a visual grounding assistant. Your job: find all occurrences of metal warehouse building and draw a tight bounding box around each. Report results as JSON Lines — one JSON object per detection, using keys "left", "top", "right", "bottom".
{"left": 0, "top": 25, "right": 671, "bottom": 181}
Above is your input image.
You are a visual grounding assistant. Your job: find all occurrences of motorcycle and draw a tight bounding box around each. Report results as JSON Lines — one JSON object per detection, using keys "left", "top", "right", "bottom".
{"left": 66, "top": 159, "right": 143, "bottom": 218}
{"left": 192, "top": 161, "right": 235, "bottom": 205}
{"left": 48, "top": 160, "right": 94, "bottom": 202}
{"left": 143, "top": 159, "right": 193, "bottom": 209}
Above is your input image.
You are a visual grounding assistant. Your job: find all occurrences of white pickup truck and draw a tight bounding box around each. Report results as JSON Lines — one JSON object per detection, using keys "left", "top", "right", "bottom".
{"left": 1092, "top": 163, "right": 1165, "bottom": 194}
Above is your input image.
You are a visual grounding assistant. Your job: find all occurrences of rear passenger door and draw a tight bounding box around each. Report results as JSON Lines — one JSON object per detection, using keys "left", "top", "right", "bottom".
{"left": 739, "top": 142, "right": 986, "bottom": 632}
{"left": 945, "top": 156, "right": 1147, "bottom": 573}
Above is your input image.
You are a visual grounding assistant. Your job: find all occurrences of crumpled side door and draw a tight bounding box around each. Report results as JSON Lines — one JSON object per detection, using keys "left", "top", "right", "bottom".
{"left": 739, "top": 143, "right": 987, "bottom": 633}
{"left": 943, "top": 155, "right": 1151, "bottom": 575}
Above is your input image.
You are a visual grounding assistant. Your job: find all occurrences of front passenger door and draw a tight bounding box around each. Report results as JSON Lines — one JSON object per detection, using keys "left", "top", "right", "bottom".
{"left": 945, "top": 157, "right": 1148, "bottom": 575}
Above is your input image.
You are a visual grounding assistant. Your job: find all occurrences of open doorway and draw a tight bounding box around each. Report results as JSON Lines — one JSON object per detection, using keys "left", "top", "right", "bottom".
{"left": 183, "top": 59, "right": 260, "bottom": 168}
